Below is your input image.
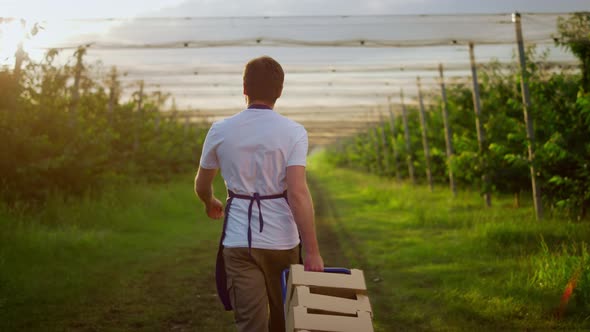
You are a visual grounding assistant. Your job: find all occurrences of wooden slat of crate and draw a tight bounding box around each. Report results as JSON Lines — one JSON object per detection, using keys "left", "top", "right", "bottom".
{"left": 285, "top": 264, "right": 367, "bottom": 311}
{"left": 287, "top": 285, "right": 372, "bottom": 318}
{"left": 286, "top": 306, "right": 374, "bottom": 332}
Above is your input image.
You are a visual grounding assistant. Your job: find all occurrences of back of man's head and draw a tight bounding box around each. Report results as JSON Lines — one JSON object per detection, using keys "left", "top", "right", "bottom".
{"left": 243, "top": 56, "right": 284, "bottom": 104}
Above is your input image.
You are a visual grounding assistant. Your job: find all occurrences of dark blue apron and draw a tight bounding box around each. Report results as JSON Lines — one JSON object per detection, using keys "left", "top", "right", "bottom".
{"left": 215, "top": 190, "right": 297, "bottom": 310}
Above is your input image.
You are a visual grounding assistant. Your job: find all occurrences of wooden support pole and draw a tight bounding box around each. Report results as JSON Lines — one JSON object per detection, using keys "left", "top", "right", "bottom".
{"left": 417, "top": 77, "right": 434, "bottom": 192}
{"left": 355, "top": 135, "right": 364, "bottom": 172}
{"left": 388, "top": 97, "right": 401, "bottom": 181}
{"left": 134, "top": 80, "right": 144, "bottom": 154}
{"left": 345, "top": 138, "right": 353, "bottom": 168}
{"left": 364, "top": 109, "right": 372, "bottom": 173}
{"left": 107, "top": 66, "right": 118, "bottom": 124}
{"left": 137, "top": 80, "right": 144, "bottom": 114}
{"left": 373, "top": 126, "right": 380, "bottom": 173}
{"left": 153, "top": 91, "right": 163, "bottom": 136}
{"left": 379, "top": 112, "right": 391, "bottom": 175}
{"left": 513, "top": 12, "right": 543, "bottom": 220}
{"left": 154, "top": 113, "right": 161, "bottom": 134}
{"left": 154, "top": 91, "right": 162, "bottom": 110}
{"left": 371, "top": 107, "right": 381, "bottom": 174}
{"left": 70, "top": 47, "right": 85, "bottom": 117}
{"left": 400, "top": 89, "right": 416, "bottom": 184}
{"left": 365, "top": 113, "right": 371, "bottom": 170}
{"left": 184, "top": 117, "right": 190, "bottom": 137}
{"left": 469, "top": 42, "right": 492, "bottom": 207}
{"left": 13, "top": 42, "right": 25, "bottom": 81}
{"left": 438, "top": 64, "right": 457, "bottom": 197}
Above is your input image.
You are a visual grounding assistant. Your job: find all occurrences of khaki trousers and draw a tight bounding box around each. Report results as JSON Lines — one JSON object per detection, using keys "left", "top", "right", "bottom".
{"left": 223, "top": 246, "right": 300, "bottom": 332}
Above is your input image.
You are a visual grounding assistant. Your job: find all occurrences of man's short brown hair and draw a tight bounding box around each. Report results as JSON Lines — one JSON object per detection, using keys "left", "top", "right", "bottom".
{"left": 243, "top": 56, "right": 284, "bottom": 103}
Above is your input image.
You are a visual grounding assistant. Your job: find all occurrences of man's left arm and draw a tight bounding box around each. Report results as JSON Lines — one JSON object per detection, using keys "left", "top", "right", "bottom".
{"left": 195, "top": 167, "right": 224, "bottom": 220}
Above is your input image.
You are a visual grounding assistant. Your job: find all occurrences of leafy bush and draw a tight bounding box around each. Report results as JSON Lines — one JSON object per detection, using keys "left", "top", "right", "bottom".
{"left": 0, "top": 48, "right": 206, "bottom": 204}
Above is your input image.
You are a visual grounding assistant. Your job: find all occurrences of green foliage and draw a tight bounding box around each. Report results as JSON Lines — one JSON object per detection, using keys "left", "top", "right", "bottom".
{"left": 0, "top": 48, "right": 206, "bottom": 204}
{"left": 326, "top": 42, "right": 590, "bottom": 219}
{"left": 556, "top": 12, "right": 590, "bottom": 91}
{"left": 327, "top": 14, "right": 590, "bottom": 218}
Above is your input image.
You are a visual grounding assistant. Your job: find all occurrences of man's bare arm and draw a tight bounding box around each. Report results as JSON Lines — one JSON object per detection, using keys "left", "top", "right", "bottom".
{"left": 195, "top": 167, "right": 224, "bottom": 219}
{"left": 286, "top": 165, "right": 324, "bottom": 271}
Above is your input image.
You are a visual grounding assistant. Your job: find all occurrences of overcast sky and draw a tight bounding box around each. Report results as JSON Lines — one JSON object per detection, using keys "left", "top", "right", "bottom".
{"left": 1, "top": 0, "right": 588, "bottom": 19}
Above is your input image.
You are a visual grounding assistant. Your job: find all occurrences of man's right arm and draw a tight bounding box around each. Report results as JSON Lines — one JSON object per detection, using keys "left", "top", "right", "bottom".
{"left": 286, "top": 165, "right": 324, "bottom": 272}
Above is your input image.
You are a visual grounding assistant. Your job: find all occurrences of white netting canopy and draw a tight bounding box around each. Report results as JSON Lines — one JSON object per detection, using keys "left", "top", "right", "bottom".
{"left": 2, "top": 14, "right": 571, "bottom": 47}
{"left": 0, "top": 13, "right": 582, "bottom": 144}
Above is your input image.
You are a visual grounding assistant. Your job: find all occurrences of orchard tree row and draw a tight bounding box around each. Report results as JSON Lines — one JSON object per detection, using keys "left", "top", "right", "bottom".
{"left": 325, "top": 14, "right": 590, "bottom": 220}
{"left": 0, "top": 47, "right": 206, "bottom": 204}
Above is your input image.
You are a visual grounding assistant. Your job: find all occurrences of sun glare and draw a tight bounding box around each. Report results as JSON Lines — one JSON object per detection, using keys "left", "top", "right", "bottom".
{"left": 0, "top": 15, "right": 120, "bottom": 66}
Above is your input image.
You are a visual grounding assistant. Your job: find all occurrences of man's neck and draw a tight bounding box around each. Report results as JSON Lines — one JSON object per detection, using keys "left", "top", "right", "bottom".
{"left": 247, "top": 100, "right": 274, "bottom": 109}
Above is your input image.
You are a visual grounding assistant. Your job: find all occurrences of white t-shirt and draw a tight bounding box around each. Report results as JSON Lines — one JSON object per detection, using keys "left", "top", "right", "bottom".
{"left": 199, "top": 107, "right": 307, "bottom": 250}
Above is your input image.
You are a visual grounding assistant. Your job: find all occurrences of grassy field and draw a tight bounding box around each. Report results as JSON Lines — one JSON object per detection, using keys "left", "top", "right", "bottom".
{"left": 1, "top": 157, "right": 589, "bottom": 331}
{"left": 307, "top": 153, "right": 590, "bottom": 331}
{"left": 0, "top": 176, "right": 236, "bottom": 331}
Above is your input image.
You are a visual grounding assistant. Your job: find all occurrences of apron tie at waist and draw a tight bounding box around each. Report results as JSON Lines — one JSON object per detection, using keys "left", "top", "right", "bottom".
{"left": 228, "top": 190, "right": 288, "bottom": 253}
{"left": 215, "top": 189, "right": 288, "bottom": 311}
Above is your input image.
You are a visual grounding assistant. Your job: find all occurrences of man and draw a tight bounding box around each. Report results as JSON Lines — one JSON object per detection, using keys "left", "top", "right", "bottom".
{"left": 195, "top": 56, "right": 324, "bottom": 332}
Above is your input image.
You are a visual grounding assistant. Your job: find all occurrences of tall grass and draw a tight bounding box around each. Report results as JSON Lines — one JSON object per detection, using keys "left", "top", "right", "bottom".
{"left": 308, "top": 152, "right": 590, "bottom": 331}
{"left": 0, "top": 174, "right": 232, "bottom": 331}
{"left": 531, "top": 239, "right": 590, "bottom": 309}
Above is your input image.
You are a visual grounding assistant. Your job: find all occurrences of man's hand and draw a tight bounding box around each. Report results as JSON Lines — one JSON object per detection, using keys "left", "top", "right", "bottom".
{"left": 196, "top": 167, "right": 224, "bottom": 220}
{"left": 304, "top": 253, "right": 324, "bottom": 272}
{"left": 206, "top": 197, "right": 224, "bottom": 220}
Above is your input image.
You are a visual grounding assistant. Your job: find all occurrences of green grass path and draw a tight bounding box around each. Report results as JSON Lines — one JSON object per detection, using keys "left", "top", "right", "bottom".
{"left": 307, "top": 155, "right": 590, "bottom": 332}
{"left": 0, "top": 177, "right": 236, "bottom": 331}
{"left": 0, "top": 170, "right": 374, "bottom": 332}
{"left": 1, "top": 160, "right": 589, "bottom": 331}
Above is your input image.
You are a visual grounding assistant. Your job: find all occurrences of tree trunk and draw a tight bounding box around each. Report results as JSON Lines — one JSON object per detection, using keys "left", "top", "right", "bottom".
{"left": 514, "top": 191, "right": 520, "bottom": 208}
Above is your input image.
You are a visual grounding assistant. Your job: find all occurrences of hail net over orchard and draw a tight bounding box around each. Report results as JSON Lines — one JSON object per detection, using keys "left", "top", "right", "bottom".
{"left": 1, "top": 13, "right": 579, "bottom": 145}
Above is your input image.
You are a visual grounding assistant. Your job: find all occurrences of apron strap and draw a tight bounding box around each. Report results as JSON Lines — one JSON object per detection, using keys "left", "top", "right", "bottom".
{"left": 228, "top": 190, "right": 287, "bottom": 254}
{"left": 215, "top": 190, "right": 290, "bottom": 311}
{"left": 215, "top": 196, "right": 235, "bottom": 311}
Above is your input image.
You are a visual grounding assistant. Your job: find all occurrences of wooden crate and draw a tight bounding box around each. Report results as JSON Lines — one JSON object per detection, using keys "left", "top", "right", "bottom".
{"left": 286, "top": 305, "right": 373, "bottom": 332}
{"left": 284, "top": 264, "right": 374, "bottom": 332}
